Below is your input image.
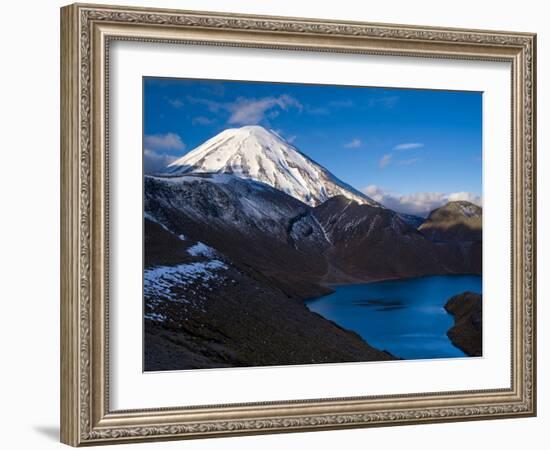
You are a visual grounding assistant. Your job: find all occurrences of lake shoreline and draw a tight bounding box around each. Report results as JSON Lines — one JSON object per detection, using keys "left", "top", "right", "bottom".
{"left": 306, "top": 274, "right": 482, "bottom": 360}
{"left": 319, "top": 271, "right": 482, "bottom": 289}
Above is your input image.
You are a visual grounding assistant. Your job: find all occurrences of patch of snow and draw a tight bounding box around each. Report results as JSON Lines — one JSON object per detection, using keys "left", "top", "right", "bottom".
{"left": 145, "top": 211, "right": 188, "bottom": 240}
{"left": 144, "top": 260, "right": 227, "bottom": 303}
{"left": 144, "top": 312, "right": 167, "bottom": 323}
{"left": 187, "top": 241, "right": 217, "bottom": 258}
{"left": 312, "top": 215, "right": 332, "bottom": 244}
{"left": 144, "top": 211, "right": 171, "bottom": 232}
{"left": 366, "top": 215, "right": 381, "bottom": 237}
{"left": 340, "top": 198, "right": 354, "bottom": 215}
{"left": 343, "top": 217, "right": 367, "bottom": 232}
{"left": 147, "top": 173, "right": 236, "bottom": 185}
{"left": 459, "top": 204, "right": 480, "bottom": 218}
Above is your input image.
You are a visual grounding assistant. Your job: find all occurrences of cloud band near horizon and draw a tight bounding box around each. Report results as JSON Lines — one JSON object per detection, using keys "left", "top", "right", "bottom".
{"left": 363, "top": 185, "right": 482, "bottom": 218}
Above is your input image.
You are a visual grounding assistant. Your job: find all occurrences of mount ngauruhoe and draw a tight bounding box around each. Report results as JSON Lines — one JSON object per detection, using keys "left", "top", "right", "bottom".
{"left": 144, "top": 125, "right": 482, "bottom": 370}
{"left": 164, "top": 125, "right": 378, "bottom": 207}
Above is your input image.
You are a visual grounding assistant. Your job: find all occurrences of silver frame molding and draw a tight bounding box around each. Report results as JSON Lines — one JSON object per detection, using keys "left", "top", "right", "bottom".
{"left": 60, "top": 3, "right": 536, "bottom": 446}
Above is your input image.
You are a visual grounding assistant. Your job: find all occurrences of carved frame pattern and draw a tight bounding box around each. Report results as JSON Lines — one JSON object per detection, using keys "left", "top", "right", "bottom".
{"left": 60, "top": 3, "right": 536, "bottom": 446}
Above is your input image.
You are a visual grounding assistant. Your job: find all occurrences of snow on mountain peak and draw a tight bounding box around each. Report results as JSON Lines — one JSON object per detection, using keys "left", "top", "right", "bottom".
{"left": 164, "top": 125, "right": 377, "bottom": 207}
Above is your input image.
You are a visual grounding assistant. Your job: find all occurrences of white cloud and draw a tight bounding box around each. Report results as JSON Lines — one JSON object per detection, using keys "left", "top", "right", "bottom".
{"left": 187, "top": 94, "right": 302, "bottom": 125}
{"left": 142, "top": 133, "right": 185, "bottom": 174}
{"left": 447, "top": 192, "right": 483, "bottom": 204}
{"left": 343, "top": 138, "right": 362, "bottom": 149}
{"left": 227, "top": 95, "right": 302, "bottom": 125}
{"left": 363, "top": 185, "right": 482, "bottom": 217}
{"left": 144, "top": 149, "right": 178, "bottom": 174}
{"left": 394, "top": 142, "right": 424, "bottom": 150}
{"left": 168, "top": 98, "right": 184, "bottom": 108}
{"left": 144, "top": 133, "right": 185, "bottom": 151}
{"left": 379, "top": 154, "right": 392, "bottom": 168}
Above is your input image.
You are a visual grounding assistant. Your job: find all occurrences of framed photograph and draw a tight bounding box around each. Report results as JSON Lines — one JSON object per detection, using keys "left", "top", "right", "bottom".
{"left": 60, "top": 3, "right": 536, "bottom": 446}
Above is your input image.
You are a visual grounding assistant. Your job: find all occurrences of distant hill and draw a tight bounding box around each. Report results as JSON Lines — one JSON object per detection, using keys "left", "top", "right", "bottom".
{"left": 419, "top": 200, "right": 482, "bottom": 242}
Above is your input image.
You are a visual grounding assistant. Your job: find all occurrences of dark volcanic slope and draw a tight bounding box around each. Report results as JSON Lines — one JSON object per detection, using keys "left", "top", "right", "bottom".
{"left": 146, "top": 177, "right": 482, "bottom": 291}
{"left": 444, "top": 291, "right": 482, "bottom": 357}
{"left": 314, "top": 196, "right": 456, "bottom": 282}
{"left": 144, "top": 219, "right": 393, "bottom": 370}
{"left": 145, "top": 174, "right": 331, "bottom": 299}
{"left": 144, "top": 174, "right": 482, "bottom": 370}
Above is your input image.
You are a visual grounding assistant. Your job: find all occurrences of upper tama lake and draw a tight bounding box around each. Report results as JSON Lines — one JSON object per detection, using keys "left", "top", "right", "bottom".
{"left": 305, "top": 275, "right": 482, "bottom": 360}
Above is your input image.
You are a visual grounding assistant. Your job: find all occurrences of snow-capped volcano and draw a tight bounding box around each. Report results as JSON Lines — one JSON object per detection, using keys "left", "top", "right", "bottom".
{"left": 164, "top": 125, "right": 377, "bottom": 207}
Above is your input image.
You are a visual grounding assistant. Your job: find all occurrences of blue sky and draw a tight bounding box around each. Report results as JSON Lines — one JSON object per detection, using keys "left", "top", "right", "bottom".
{"left": 143, "top": 77, "right": 482, "bottom": 217}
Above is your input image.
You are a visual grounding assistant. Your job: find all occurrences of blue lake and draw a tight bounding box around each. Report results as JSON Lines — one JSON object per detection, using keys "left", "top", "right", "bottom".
{"left": 305, "top": 275, "right": 482, "bottom": 360}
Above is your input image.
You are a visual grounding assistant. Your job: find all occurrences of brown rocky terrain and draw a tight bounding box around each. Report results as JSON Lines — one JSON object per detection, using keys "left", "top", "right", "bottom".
{"left": 145, "top": 174, "right": 332, "bottom": 299}
{"left": 144, "top": 174, "right": 482, "bottom": 370}
{"left": 144, "top": 219, "right": 394, "bottom": 370}
{"left": 313, "top": 196, "right": 480, "bottom": 282}
{"left": 444, "top": 291, "right": 482, "bottom": 356}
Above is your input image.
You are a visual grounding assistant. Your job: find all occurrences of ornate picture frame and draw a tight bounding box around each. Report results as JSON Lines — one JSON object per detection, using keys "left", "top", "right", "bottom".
{"left": 60, "top": 3, "right": 536, "bottom": 446}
